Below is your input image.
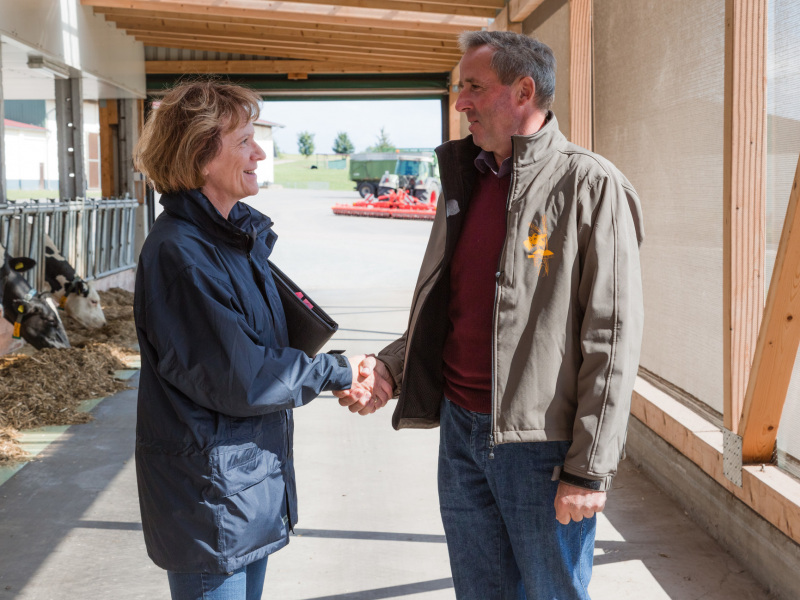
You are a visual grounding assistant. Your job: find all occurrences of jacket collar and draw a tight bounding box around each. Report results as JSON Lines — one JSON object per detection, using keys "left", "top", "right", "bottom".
{"left": 160, "top": 189, "right": 276, "bottom": 252}
{"left": 511, "top": 111, "right": 566, "bottom": 165}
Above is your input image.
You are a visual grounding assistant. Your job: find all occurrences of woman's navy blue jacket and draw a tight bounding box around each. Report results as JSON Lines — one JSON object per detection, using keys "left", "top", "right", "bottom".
{"left": 133, "top": 190, "right": 351, "bottom": 574}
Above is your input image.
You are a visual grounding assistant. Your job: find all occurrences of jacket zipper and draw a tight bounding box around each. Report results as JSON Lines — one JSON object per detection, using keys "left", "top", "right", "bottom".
{"left": 489, "top": 140, "right": 517, "bottom": 460}
{"left": 248, "top": 245, "right": 294, "bottom": 533}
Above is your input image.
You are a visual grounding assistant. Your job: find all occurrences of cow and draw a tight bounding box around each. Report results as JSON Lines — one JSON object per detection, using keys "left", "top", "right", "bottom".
{"left": 43, "top": 234, "right": 106, "bottom": 329}
{"left": 0, "top": 247, "right": 70, "bottom": 350}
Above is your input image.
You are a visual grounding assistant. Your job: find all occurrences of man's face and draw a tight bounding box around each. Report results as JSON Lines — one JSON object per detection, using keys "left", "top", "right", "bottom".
{"left": 455, "top": 45, "right": 520, "bottom": 161}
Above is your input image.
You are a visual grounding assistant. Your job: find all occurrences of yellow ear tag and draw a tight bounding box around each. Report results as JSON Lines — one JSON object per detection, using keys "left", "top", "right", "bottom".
{"left": 12, "top": 322, "right": 21, "bottom": 339}
{"left": 14, "top": 262, "right": 24, "bottom": 271}
{"left": 59, "top": 296, "right": 67, "bottom": 310}
{"left": 17, "top": 305, "right": 24, "bottom": 313}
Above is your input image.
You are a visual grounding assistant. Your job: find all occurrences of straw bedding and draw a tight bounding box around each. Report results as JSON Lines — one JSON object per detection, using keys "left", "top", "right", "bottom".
{"left": 0, "top": 288, "right": 137, "bottom": 465}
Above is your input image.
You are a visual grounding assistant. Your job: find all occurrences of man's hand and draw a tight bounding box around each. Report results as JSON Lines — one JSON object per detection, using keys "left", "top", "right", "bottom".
{"left": 333, "top": 355, "right": 394, "bottom": 416}
{"left": 554, "top": 482, "right": 606, "bottom": 525}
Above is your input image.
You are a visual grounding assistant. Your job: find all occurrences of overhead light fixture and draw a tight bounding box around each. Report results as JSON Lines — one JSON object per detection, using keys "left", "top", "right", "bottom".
{"left": 27, "top": 55, "right": 70, "bottom": 79}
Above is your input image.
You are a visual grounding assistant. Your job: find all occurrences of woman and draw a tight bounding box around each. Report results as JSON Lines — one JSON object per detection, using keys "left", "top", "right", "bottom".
{"left": 133, "top": 81, "right": 387, "bottom": 600}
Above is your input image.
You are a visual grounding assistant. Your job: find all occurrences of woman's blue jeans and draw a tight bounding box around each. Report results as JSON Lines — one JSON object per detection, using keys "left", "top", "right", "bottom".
{"left": 438, "top": 397, "right": 595, "bottom": 600}
{"left": 167, "top": 556, "right": 268, "bottom": 600}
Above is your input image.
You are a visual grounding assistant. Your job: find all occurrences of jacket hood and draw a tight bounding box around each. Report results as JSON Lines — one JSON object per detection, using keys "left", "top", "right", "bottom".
{"left": 160, "top": 189, "right": 276, "bottom": 252}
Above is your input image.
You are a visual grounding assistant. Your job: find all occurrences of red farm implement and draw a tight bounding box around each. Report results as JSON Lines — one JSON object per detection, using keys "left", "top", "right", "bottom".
{"left": 331, "top": 189, "right": 437, "bottom": 221}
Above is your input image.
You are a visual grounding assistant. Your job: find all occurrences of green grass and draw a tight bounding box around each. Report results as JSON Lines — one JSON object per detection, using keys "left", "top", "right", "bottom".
{"left": 274, "top": 155, "right": 355, "bottom": 192}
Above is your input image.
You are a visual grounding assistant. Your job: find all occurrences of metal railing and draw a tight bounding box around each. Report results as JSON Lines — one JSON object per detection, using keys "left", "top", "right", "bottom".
{"left": 0, "top": 197, "right": 139, "bottom": 291}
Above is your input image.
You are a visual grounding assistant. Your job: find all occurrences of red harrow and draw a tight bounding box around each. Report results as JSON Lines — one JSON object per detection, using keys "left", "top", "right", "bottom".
{"left": 332, "top": 189, "right": 437, "bottom": 221}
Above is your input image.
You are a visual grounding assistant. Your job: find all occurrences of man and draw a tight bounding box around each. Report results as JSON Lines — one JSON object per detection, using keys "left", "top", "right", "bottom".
{"left": 338, "top": 30, "right": 644, "bottom": 599}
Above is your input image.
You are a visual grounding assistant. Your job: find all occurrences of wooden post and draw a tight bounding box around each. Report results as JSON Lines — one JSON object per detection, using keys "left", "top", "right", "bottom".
{"left": 569, "top": 0, "right": 592, "bottom": 150}
{"left": 449, "top": 64, "right": 462, "bottom": 141}
{"left": 722, "top": 0, "right": 767, "bottom": 435}
{"left": 489, "top": 6, "right": 523, "bottom": 34}
{"left": 99, "top": 99, "right": 119, "bottom": 198}
{"left": 739, "top": 156, "right": 800, "bottom": 462}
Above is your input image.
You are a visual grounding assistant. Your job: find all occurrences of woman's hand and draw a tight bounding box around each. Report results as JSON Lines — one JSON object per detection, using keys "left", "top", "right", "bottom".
{"left": 334, "top": 355, "right": 395, "bottom": 416}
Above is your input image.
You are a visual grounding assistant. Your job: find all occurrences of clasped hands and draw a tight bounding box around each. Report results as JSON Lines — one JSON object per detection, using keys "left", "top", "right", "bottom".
{"left": 335, "top": 355, "right": 394, "bottom": 415}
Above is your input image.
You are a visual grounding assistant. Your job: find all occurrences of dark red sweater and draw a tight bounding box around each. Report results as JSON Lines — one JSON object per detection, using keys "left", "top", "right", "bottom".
{"left": 442, "top": 164, "right": 510, "bottom": 414}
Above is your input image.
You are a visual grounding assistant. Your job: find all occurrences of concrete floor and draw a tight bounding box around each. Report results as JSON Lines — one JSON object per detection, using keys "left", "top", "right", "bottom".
{"left": 0, "top": 189, "right": 773, "bottom": 599}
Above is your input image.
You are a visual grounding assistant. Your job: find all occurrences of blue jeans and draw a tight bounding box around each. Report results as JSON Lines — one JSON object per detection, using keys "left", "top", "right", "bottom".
{"left": 167, "top": 556, "right": 268, "bottom": 600}
{"left": 438, "top": 397, "right": 595, "bottom": 600}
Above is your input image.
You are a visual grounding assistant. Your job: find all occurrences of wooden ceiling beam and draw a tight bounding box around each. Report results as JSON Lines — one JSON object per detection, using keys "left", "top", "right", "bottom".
{"left": 250, "top": 0, "right": 502, "bottom": 19}
{"left": 125, "top": 27, "right": 461, "bottom": 58}
{"left": 133, "top": 35, "right": 457, "bottom": 68}
{"left": 145, "top": 59, "right": 447, "bottom": 74}
{"left": 94, "top": 7, "right": 459, "bottom": 43}
{"left": 107, "top": 15, "right": 460, "bottom": 51}
{"left": 507, "top": 0, "right": 547, "bottom": 23}
{"left": 81, "top": 0, "right": 488, "bottom": 35}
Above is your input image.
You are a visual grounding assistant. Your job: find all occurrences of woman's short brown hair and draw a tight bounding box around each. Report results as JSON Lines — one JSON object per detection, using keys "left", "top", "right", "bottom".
{"left": 135, "top": 80, "right": 261, "bottom": 194}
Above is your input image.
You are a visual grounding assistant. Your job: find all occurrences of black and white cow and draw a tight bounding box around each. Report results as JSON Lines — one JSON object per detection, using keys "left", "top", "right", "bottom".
{"left": 43, "top": 234, "right": 106, "bottom": 329}
{"left": 0, "top": 247, "right": 70, "bottom": 350}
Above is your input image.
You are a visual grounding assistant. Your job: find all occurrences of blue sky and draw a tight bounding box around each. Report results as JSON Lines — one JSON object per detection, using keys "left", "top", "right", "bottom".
{"left": 260, "top": 99, "right": 444, "bottom": 155}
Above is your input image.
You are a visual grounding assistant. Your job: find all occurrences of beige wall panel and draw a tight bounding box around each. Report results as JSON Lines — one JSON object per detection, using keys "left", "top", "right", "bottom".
{"left": 523, "top": 0, "right": 570, "bottom": 142}
{"left": 594, "top": 0, "right": 726, "bottom": 413}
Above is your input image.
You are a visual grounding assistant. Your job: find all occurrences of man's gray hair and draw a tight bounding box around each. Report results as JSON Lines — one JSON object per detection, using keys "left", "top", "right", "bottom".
{"left": 458, "top": 30, "right": 556, "bottom": 112}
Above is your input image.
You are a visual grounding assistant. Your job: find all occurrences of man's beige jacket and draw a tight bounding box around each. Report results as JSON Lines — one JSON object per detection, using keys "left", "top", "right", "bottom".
{"left": 378, "top": 114, "right": 644, "bottom": 490}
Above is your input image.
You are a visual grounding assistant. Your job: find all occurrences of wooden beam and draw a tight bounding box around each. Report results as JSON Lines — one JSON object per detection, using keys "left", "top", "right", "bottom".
{"left": 252, "top": 0, "right": 503, "bottom": 18}
{"left": 568, "top": 0, "right": 592, "bottom": 149}
{"left": 81, "top": 0, "right": 488, "bottom": 35}
{"left": 739, "top": 155, "right": 800, "bottom": 462}
{"left": 448, "top": 63, "right": 461, "bottom": 141}
{"left": 105, "top": 14, "right": 460, "bottom": 50}
{"left": 145, "top": 59, "right": 446, "bottom": 74}
{"left": 133, "top": 35, "right": 457, "bottom": 69}
{"left": 723, "top": 0, "right": 767, "bottom": 435}
{"left": 489, "top": 5, "right": 522, "bottom": 33}
{"left": 120, "top": 25, "right": 461, "bottom": 59}
{"left": 95, "top": 7, "right": 459, "bottom": 44}
{"left": 99, "top": 99, "right": 118, "bottom": 198}
{"left": 508, "top": 0, "right": 547, "bottom": 23}
{"left": 632, "top": 377, "right": 800, "bottom": 547}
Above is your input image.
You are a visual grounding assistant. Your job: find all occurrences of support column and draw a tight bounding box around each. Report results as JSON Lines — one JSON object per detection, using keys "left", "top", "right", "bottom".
{"left": 99, "top": 99, "right": 119, "bottom": 198}
{"left": 55, "top": 77, "right": 86, "bottom": 200}
{"left": 0, "top": 44, "right": 7, "bottom": 203}
{"left": 448, "top": 64, "right": 462, "bottom": 142}
{"left": 722, "top": 0, "right": 767, "bottom": 439}
{"left": 118, "top": 98, "right": 148, "bottom": 258}
{"left": 569, "top": 0, "right": 593, "bottom": 150}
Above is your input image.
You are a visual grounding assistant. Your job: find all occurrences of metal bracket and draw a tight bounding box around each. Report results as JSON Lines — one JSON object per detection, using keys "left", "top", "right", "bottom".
{"left": 723, "top": 428, "right": 743, "bottom": 487}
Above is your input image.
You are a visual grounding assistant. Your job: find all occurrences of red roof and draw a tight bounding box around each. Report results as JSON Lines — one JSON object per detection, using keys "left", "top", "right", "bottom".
{"left": 4, "top": 118, "right": 46, "bottom": 131}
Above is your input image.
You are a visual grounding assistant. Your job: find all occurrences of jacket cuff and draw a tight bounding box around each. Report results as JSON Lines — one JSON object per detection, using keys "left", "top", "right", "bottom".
{"left": 558, "top": 470, "right": 611, "bottom": 492}
{"left": 321, "top": 353, "right": 352, "bottom": 391}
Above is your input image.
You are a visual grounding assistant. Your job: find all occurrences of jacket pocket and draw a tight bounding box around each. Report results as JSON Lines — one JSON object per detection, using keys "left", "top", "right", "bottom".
{"left": 211, "top": 443, "right": 280, "bottom": 498}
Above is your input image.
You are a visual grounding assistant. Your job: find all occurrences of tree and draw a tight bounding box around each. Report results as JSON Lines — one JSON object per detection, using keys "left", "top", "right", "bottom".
{"left": 366, "top": 127, "right": 396, "bottom": 152}
{"left": 297, "top": 131, "right": 315, "bottom": 157}
{"left": 332, "top": 131, "right": 355, "bottom": 155}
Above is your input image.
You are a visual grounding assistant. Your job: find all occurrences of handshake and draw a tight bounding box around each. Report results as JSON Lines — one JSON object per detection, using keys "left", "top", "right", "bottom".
{"left": 334, "top": 355, "right": 394, "bottom": 416}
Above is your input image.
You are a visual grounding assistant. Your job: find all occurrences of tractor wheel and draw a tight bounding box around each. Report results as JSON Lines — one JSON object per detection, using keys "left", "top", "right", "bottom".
{"left": 357, "top": 182, "right": 375, "bottom": 198}
{"left": 415, "top": 189, "right": 431, "bottom": 203}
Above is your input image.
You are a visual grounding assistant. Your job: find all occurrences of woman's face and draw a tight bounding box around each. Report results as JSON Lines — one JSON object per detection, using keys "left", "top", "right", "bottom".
{"left": 201, "top": 119, "right": 266, "bottom": 212}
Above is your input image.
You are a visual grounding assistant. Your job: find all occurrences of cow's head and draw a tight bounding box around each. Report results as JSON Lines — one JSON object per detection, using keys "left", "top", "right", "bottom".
{"left": 1, "top": 256, "right": 70, "bottom": 350}
{"left": 11, "top": 295, "right": 71, "bottom": 349}
{"left": 63, "top": 280, "right": 106, "bottom": 329}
